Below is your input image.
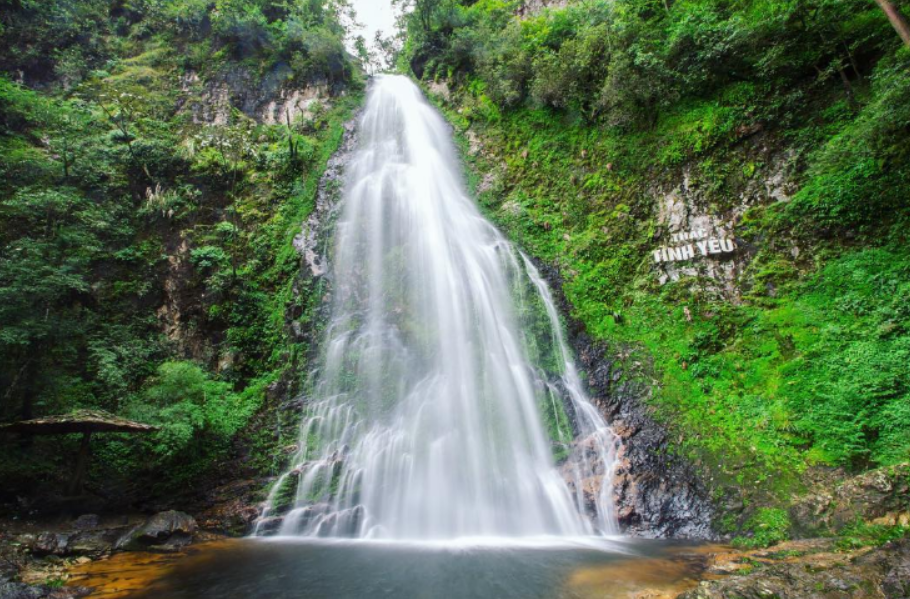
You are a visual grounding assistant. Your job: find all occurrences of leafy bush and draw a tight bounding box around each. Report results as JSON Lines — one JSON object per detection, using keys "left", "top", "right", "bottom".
{"left": 211, "top": 0, "right": 272, "bottom": 58}
{"left": 128, "top": 361, "right": 258, "bottom": 461}
{"left": 191, "top": 245, "right": 230, "bottom": 270}
{"left": 786, "top": 52, "right": 910, "bottom": 234}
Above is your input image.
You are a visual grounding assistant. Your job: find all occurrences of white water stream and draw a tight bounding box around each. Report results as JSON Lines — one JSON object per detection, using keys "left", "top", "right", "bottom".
{"left": 256, "top": 75, "right": 620, "bottom": 541}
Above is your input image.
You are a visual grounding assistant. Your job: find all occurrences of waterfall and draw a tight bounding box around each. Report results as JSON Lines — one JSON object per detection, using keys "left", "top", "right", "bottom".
{"left": 256, "top": 75, "right": 621, "bottom": 541}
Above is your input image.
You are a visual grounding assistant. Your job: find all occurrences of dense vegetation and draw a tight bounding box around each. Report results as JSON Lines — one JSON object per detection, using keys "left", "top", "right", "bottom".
{"left": 397, "top": 0, "right": 910, "bottom": 534}
{"left": 1, "top": 0, "right": 908, "bottom": 548}
{"left": 0, "top": 0, "right": 362, "bottom": 506}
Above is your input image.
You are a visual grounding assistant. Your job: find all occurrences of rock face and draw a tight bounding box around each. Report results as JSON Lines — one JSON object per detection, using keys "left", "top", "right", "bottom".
{"left": 516, "top": 0, "right": 571, "bottom": 16}
{"left": 678, "top": 538, "right": 910, "bottom": 599}
{"left": 578, "top": 331, "right": 715, "bottom": 539}
{"left": 192, "top": 479, "right": 265, "bottom": 535}
{"left": 155, "top": 64, "right": 339, "bottom": 373}
{"left": 791, "top": 464, "right": 910, "bottom": 537}
{"left": 179, "top": 64, "right": 330, "bottom": 127}
{"left": 650, "top": 146, "right": 798, "bottom": 300}
{"left": 538, "top": 261, "right": 716, "bottom": 539}
{"left": 115, "top": 511, "right": 197, "bottom": 552}
{"left": 292, "top": 113, "right": 360, "bottom": 281}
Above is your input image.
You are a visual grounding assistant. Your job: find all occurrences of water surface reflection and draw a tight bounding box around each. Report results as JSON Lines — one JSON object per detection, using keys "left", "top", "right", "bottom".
{"left": 69, "top": 538, "right": 719, "bottom": 598}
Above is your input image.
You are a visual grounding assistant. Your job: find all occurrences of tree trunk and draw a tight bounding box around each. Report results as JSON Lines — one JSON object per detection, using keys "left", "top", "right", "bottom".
{"left": 875, "top": 0, "right": 910, "bottom": 47}
{"left": 837, "top": 63, "right": 860, "bottom": 111}
{"left": 286, "top": 109, "right": 296, "bottom": 159}
{"left": 20, "top": 355, "right": 37, "bottom": 421}
{"left": 67, "top": 432, "right": 92, "bottom": 496}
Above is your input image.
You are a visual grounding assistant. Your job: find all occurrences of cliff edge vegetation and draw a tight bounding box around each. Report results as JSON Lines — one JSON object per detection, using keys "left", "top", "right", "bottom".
{"left": 0, "top": 0, "right": 363, "bottom": 511}
{"left": 398, "top": 0, "right": 910, "bottom": 544}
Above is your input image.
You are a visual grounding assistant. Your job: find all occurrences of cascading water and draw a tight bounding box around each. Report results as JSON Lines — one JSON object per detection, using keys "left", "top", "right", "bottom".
{"left": 256, "top": 75, "right": 621, "bottom": 541}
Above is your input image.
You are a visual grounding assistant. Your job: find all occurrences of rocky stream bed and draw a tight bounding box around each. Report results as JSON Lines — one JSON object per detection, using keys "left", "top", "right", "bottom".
{"left": 2, "top": 523, "right": 908, "bottom": 598}
{"left": 1, "top": 463, "right": 908, "bottom": 599}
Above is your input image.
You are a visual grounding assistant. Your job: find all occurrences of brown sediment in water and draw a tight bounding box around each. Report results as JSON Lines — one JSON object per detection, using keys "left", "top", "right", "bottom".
{"left": 564, "top": 544, "right": 730, "bottom": 599}
{"left": 65, "top": 539, "right": 241, "bottom": 598}
{"left": 66, "top": 540, "right": 735, "bottom": 598}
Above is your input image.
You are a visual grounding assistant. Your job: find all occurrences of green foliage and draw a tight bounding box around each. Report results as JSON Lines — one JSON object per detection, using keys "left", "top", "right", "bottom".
{"left": 128, "top": 361, "right": 259, "bottom": 461}
{"left": 785, "top": 52, "right": 910, "bottom": 234}
{"left": 413, "top": 0, "right": 910, "bottom": 514}
{"left": 403, "top": 0, "right": 896, "bottom": 126}
{"left": 0, "top": 0, "right": 360, "bottom": 503}
{"left": 781, "top": 247, "right": 910, "bottom": 467}
{"left": 732, "top": 508, "right": 792, "bottom": 549}
{"left": 836, "top": 520, "right": 910, "bottom": 550}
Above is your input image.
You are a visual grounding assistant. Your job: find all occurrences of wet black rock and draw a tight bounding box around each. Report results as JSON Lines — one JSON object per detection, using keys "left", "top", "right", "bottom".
{"left": 116, "top": 510, "right": 197, "bottom": 552}
{"left": 254, "top": 517, "right": 283, "bottom": 536}
{"left": 535, "top": 260, "right": 715, "bottom": 540}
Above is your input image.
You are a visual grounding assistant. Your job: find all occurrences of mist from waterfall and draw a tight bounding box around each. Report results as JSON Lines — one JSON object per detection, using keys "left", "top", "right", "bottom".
{"left": 256, "top": 75, "right": 620, "bottom": 541}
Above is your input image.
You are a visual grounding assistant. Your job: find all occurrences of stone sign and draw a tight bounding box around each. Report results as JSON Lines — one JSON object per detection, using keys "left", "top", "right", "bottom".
{"left": 653, "top": 229, "right": 736, "bottom": 264}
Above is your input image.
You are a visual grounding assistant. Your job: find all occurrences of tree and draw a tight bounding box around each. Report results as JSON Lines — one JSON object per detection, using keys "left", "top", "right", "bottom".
{"left": 353, "top": 34, "right": 374, "bottom": 75}
{"left": 374, "top": 30, "right": 400, "bottom": 72}
{"left": 874, "top": 0, "right": 910, "bottom": 46}
{"left": 0, "top": 188, "right": 102, "bottom": 420}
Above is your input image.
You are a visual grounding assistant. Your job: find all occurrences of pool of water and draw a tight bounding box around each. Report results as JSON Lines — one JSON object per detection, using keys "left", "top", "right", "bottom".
{"left": 68, "top": 537, "right": 720, "bottom": 599}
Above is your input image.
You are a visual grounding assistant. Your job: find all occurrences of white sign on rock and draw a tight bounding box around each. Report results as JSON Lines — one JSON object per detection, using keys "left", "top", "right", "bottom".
{"left": 653, "top": 229, "right": 736, "bottom": 264}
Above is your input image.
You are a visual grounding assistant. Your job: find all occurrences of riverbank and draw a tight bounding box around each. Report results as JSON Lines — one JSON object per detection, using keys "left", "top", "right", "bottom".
{"left": 3, "top": 463, "right": 906, "bottom": 597}
{"left": 4, "top": 534, "right": 906, "bottom": 598}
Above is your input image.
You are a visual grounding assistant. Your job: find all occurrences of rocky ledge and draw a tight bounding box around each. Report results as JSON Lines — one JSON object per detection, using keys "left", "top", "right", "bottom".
{"left": 0, "top": 510, "right": 206, "bottom": 598}
{"left": 678, "top": 538, "right": 910, "bottom": 599}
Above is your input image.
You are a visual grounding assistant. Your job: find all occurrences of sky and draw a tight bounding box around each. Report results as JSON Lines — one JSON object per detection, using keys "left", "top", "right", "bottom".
{"left": 348, "top": 0, "right": 400, "bottom": 46}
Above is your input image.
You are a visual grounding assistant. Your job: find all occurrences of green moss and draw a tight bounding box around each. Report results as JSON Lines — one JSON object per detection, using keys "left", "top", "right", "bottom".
{"left": 836, "top": 521, "right": 910, "bottom": 550}
{"left": 271, "top": 471, "right": 301, "bottom": 514}
{"left": 732, "top": 508, "right": 792, "bottom": 549}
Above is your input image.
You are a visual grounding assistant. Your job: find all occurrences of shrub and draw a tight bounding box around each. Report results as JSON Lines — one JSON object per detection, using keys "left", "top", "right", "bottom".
{"left": 127, "top": 361, "right": 257, "bottom": 461}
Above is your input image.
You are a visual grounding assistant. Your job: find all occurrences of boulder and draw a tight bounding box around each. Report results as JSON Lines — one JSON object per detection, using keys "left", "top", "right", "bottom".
{"left": 30, "top": 529, "right": 117, "bottom": 559}
{"left": 115, "top": 511, "right": 197, "bottom": 552}
{"left": 66, "top": 530, "right": 118, "bottom": 558}
{"left": 0, "top": 578, "right": 90, "bottom": 599}
{"left": 32, "top": 534, "right": 69, "bottom": 557}
{"left": 253, "top": 517, "right": 283, "bottom": 536}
